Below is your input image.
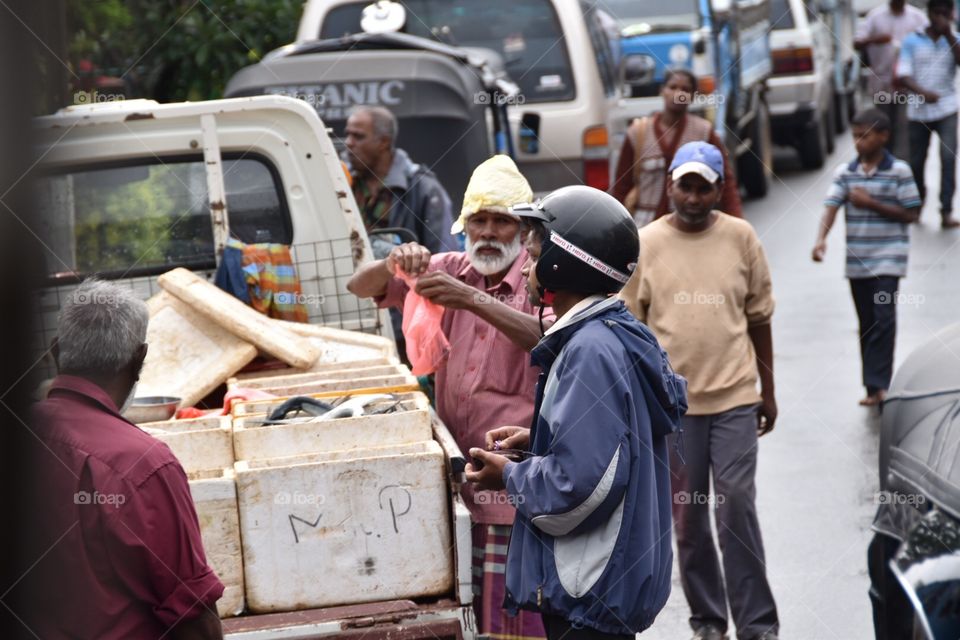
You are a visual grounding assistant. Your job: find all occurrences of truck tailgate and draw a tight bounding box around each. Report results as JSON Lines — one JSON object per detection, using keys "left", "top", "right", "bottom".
{"left": 223, "top": 599, "right": 472, "bottom": 640}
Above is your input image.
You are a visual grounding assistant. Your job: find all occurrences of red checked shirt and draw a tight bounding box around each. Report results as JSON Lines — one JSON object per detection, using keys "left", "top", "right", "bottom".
{"left": 378, "top": 250, "right": 551, "bottom": 523}
{"left": 19, "top": 375, "right": 223, "bottom": 638}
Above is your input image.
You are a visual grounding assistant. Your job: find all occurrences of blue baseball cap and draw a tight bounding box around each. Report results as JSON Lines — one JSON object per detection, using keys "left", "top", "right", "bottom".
{"left": 669, "top": 141, "right": 724, "bottom": 184}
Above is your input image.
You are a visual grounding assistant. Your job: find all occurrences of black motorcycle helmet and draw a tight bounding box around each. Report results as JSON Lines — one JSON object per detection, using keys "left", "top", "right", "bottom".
{"left": 511, "top": 185, "right": 639, "bottom": 298}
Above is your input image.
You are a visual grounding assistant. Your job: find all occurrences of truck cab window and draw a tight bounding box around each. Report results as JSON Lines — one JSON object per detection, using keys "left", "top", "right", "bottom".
{"left": 34, "top": 156, "right": 291, "bottom": 279}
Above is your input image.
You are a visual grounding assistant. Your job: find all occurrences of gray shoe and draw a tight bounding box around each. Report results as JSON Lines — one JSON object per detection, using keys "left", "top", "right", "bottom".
{"left": 691, "top": 625, "right": 727, "bottom": 640}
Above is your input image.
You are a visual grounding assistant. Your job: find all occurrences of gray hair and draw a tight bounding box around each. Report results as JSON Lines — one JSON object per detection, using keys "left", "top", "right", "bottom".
{"left": 57, "top": 279, "right": 149, "bottom": 375}
{"left": 351, "top": 106, "right": 398, "bottom": 150}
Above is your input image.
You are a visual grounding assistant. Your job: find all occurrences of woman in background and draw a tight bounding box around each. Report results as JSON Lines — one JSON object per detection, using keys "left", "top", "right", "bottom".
{"left": 611, "top": 68, "right": 742, "bottom": 226}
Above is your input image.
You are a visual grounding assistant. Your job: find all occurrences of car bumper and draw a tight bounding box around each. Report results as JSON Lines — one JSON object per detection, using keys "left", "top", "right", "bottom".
{"left": 767, "top": 73, "right": 821, "bottom": 118}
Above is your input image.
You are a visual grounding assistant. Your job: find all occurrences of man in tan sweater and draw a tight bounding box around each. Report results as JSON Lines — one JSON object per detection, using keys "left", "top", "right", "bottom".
{"left": 619, "top": 142, "right": 779, "bottom": 640}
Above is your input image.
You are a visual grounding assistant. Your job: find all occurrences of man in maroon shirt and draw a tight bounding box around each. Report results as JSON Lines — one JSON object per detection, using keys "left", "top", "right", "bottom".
{"left": 17, "top": 280, "right": 224, "bottom": 639}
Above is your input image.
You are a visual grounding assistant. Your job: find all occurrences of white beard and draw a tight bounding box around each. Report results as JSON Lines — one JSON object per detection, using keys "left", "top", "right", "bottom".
{"left": 466, "top": 234, "right": 522, "bottom": 276}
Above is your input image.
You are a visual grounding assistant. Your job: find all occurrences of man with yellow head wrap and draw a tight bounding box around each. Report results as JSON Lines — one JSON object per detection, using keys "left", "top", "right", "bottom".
{"left": 348, "top": 156, "right": 550, "bottom": 640}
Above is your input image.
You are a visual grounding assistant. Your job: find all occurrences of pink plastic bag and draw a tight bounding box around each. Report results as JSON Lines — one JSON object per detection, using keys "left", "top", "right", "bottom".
{"left": 397, "top": 269, "right": 450, "bottom": 375}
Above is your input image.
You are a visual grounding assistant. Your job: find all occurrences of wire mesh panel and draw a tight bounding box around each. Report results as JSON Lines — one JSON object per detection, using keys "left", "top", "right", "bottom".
{"left": 289, "top": 238, "right": 383, "bottom": 334}
{"left": 31, "top": 237, "right": 385, "bottom": 383}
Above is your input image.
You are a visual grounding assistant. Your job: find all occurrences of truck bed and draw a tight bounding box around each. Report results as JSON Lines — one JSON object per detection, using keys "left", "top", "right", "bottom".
{"left": 223, "top": 598, "right": 473, "bottom": 640}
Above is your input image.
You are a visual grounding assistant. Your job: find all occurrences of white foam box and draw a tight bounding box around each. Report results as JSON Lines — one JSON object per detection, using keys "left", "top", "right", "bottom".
{"left": 140, "top": 415, "right": 234, "bottom": 475}
{"left": 234, "top": 441, "right": 453, "bottom": 613}
{"left": 231, "top": 364, "right": 411, "bottom": 391}
{"left": 231, "top": 393, "right": 432, "bottom": 461}
{"left": 238, "top": 374, "right": 417, "bottom": 398}
{"left": 188, "top": 468, "right": 245, "bottom": 618}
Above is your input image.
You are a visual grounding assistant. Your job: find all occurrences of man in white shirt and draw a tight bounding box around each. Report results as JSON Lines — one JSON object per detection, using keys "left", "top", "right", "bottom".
{"left": 855, "top": 0, "right": 928, "bottom": 157}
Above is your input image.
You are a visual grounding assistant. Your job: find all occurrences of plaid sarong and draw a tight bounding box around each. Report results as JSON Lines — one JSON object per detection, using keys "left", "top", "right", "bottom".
{"left": 232, "top": 239, "right": 308, "bottom": 322}
{"left": 472, "top": 524, "right": 545, "bottom": 640}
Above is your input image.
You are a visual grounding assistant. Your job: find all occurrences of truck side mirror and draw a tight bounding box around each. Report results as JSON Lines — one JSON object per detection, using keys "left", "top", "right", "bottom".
{"left": 620, "top": 54, "right": 656, "bottom": 96}
{"left": 519, "top": 113, "right": 541, "bottom": 155}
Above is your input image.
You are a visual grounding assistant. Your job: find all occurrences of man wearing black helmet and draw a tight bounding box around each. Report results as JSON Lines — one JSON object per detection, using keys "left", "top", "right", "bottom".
{"left": 620, "top": 141, "right": 779, "bottom": 640}
{"left": 466, "top": 186, "right": 687, "bottom": 639}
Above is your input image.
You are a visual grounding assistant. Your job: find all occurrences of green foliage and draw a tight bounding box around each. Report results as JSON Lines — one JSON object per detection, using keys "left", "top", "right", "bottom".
{"left": 67, "top": 0, "right": 302, "bottom": 102}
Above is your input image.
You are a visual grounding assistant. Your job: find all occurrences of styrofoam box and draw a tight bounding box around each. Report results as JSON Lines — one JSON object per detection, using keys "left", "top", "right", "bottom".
{"left": 188, "top": 467, "right": 245, "bottom": 618}
{"left": 231, "top": 356, "right": 395, "bottom": 383}
{"left": 235, "top": 441, "right": 454, "bottom": 613}
{"left": 237, "top": 363, "right": 410, "bottom": 389}
{"left": 140, "top": 415, "right": 233, "bottom": 474}
{"left": 232, "top": 393, "right": 432, "bottom": 461}
{"left": 231, "top": 364, "right": 412, "bottom": 393}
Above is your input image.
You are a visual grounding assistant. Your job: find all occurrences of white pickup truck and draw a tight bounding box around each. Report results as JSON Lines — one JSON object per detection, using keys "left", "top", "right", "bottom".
{"left": 31, "top": 96, "right": 477, "bottom": 640}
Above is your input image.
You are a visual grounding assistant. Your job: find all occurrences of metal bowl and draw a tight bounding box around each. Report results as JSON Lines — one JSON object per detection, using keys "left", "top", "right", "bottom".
{"left": 123, "top": 396, "right": 181, "bottom": 424}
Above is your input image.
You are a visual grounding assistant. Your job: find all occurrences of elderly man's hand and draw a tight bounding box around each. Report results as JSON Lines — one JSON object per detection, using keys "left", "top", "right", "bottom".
{"left": 415, "top": 271, "right": 480, "bottom": 309}
{"left": 386, "top": 243, "right": 431, "bottom": 277}
{"left": 465, "top": 448, "right": 509, "bottom": 491}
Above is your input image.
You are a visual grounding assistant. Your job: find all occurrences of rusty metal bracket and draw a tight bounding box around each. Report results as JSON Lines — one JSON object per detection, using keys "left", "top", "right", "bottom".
{"left": 201, "top": 113, "right": 230, "bottom": 264}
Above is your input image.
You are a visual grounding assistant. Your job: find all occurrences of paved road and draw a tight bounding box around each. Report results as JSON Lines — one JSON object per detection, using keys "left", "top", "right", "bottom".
{"left": 641, "top": 131, "right": 960, "bottom": 639}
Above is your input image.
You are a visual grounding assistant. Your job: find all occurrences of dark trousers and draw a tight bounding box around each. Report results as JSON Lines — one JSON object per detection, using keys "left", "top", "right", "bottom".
{"left": 877, "top": 101, "right": 910, "bottom": 160}
{"left": 541, "top": 614, "right": 634, "bottom": 640}
{"left": 849, "top": 277, "right": 899, "bottom": 394}
{"left": 908, "top": 113, "right": 958, "bottom": 217}
{"left": 868, "top": 533, "right": 916, "bottom": 640}
{"left": 669, "top": 404, "right": 779, "bottom": 639}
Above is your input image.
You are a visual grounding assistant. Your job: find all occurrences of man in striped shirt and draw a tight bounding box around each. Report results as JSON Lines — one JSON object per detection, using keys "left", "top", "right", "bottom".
{"left": 895, "top": 0, "right": 960, "bottom": 228}
{"left": 812, "top": 109, "right": 921, "bottom": 406}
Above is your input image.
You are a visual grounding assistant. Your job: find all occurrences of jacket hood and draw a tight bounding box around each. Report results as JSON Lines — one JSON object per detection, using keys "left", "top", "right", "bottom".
{"left": 533, "top": 299, "right": 686, "bottom": 438}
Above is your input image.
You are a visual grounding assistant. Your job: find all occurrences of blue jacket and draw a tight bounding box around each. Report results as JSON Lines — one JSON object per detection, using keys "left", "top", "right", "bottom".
{"left": 502, "top": 297, "right": 687, "bottom": 635}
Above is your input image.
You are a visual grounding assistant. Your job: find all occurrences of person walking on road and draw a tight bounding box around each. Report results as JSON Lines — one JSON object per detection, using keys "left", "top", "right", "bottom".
{"left": 347, "top": 155, "right": 549, "bottom": 640}
{"left": 619, "top": 141, "right": 780, "bottom": 640}
{"left": 610, "top": 69, "right": 741, "bottom": 227}
{"left": 854, "top": 0, "right": 928, "bottom": 158}
{"left": 812, "top": 109, "right": 921, "bottom": 407}
{"left": 894, "top": 0, "right": 960, "bottom": 228}
{"left": 466, "top": 186, "right": 686, "bottom": 640}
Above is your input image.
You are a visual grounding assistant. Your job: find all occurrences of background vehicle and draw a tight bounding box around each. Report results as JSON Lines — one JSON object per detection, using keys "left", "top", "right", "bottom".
{"left": 225, "top": 31, "right": 517, "bottom": 215}
{"left": 767, "top": 0, "right": 854, "bottom": 168}
{"left": 30, "top": 95, "right": 477, "bottom": 640}
{"left": 296, "top": 0, "right": 624, "bottom": 194}
{"left": 880, "top": 323, "right": 960, "bottom": 640}
{"left": 611, "top": 0, "right": 774, "bottom": 198}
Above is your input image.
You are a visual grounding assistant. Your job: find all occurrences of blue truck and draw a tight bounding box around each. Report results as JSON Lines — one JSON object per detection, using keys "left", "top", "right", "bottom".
{"left": 608, "top": 0, "right": 773, "bottom": 197}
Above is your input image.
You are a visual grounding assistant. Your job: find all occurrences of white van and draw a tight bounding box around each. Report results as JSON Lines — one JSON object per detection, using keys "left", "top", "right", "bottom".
{"left": 31, "top": 96, "right": 391, "bottom": 374}
{"left": 296, "top": 0, "right": 624, "bottom": 193}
